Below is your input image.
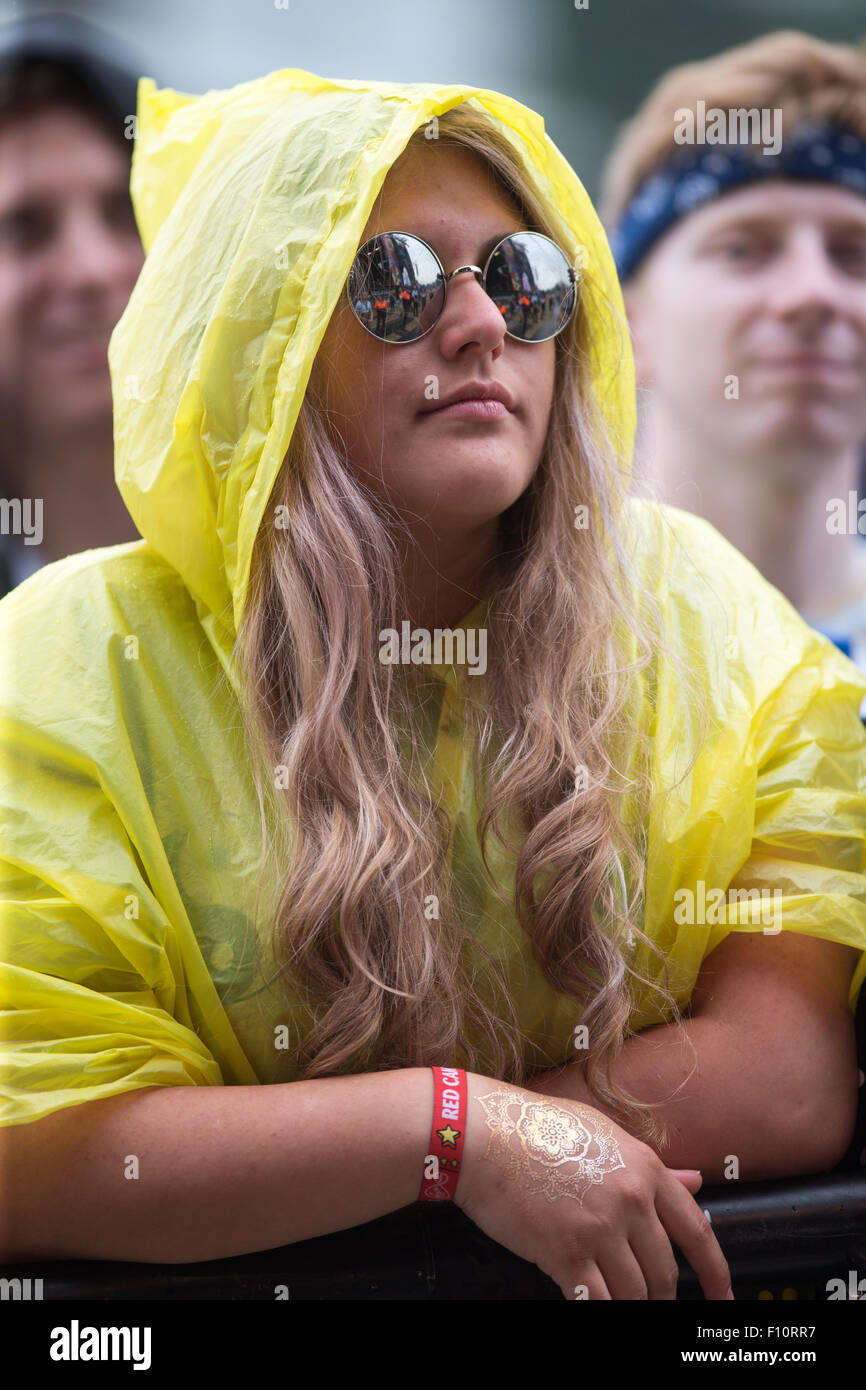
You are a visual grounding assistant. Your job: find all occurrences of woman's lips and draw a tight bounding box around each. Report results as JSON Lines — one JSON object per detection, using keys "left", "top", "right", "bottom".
{"left": 420, "top": 398, "right": 511, "bottom": 420}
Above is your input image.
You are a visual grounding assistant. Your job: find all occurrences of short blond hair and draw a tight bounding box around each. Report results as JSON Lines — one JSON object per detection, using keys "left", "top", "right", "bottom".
{"left": 600, "top": 29, "right": 866, "bottom": 232}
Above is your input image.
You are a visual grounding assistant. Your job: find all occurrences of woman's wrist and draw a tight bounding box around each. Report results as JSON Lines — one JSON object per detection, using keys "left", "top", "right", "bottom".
{"left": 452, "top": 1071, "right": 526, "bottom": 1211}
{"left": 453, "top": 1071, "right": 481, "bottom": 1210}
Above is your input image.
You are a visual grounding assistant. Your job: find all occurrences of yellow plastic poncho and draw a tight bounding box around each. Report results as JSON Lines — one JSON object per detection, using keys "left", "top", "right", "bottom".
{"left": 3, "top": 69, "right": 866, "bottom": 1128}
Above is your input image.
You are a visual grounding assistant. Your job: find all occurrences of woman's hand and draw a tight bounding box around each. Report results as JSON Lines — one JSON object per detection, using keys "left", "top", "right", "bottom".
{"left": 454, "top": 1073, "right": 732, "bottom": 1301}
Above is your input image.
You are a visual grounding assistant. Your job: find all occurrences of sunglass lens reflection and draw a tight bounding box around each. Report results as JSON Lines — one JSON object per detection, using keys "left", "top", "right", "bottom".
{"left": 487, "top": 234, "right": 575, "bottom": 342}
{"left": 348, "top": 233, "right": 445, "bottom": 342}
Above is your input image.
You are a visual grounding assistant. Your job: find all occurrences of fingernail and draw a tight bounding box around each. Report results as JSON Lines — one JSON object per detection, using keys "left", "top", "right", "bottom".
{"left": 726, "top": 1287, "right": 735, "bottom": 1300}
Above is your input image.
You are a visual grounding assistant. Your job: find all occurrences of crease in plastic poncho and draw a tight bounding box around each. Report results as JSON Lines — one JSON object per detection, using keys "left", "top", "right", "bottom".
{"left": 3, "top": 69, "right": 866, "bottom": 1127}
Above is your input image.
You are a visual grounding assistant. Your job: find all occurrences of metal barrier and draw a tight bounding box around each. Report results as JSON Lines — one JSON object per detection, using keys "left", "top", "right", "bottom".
{"left": 2, "top": 1167, "right": 864, "bottom": 1301}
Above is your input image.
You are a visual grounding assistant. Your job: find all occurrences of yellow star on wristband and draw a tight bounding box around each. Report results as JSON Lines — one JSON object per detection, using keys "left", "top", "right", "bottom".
{"left": 437, "top": 1124, "right": 461, "bottom": 1149}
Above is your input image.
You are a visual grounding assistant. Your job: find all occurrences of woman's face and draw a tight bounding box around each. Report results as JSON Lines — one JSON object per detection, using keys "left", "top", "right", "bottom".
{"left": 315, "top": 143, "right": 556, "bottom": 535}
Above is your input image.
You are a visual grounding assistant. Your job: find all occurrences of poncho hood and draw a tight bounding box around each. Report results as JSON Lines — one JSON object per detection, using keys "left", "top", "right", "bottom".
{"left": 108, "top": 69, "right": 635, "bottom": 680}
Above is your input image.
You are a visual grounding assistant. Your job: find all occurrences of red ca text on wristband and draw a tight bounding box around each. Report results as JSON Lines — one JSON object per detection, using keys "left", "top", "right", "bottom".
{"left": 419, "top": 1066, "right": 467, "bottom": 1201}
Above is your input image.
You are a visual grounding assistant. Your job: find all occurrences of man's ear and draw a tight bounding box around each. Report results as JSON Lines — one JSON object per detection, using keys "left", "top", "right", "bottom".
{"left": 621, "top": 280, "right": 652, "bottom": 391}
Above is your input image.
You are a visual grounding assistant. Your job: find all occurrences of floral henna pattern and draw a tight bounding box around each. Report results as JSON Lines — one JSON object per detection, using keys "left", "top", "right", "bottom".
{"left": 476, "top": 1091, "right": 625, "bottom": 1203}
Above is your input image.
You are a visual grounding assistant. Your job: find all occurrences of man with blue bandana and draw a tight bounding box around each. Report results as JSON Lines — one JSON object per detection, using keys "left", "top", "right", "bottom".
{"left": 601, "top": 31, "right": 866, "bottom": 687}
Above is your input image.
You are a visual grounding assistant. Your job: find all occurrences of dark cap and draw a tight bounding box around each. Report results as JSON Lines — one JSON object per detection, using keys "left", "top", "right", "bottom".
{"left": 0, "top": 11, "right": 151, "bottom": 137}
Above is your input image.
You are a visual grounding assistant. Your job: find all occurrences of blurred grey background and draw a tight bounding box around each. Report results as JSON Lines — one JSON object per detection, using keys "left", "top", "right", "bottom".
{"left": 3, "top": 0, "right": 865, "bottom": 202}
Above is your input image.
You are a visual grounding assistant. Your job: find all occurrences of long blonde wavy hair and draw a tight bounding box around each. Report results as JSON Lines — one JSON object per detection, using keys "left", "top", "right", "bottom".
{"left": 235, "top": 104, "right": 710, "bottom": 1146}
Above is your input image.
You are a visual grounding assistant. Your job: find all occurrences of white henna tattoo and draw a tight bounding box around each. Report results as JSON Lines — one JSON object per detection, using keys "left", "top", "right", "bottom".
{"left": 476, "top": 1090, "right": 626, "bottom": 1203}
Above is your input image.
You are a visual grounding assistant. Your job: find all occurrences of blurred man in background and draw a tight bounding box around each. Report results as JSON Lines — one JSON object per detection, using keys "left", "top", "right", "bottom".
{"left": 0, "top": 13, "right": 147, "bottom": 596}
{"left": 601, "top": 31, "right": 866, "bottom": 670}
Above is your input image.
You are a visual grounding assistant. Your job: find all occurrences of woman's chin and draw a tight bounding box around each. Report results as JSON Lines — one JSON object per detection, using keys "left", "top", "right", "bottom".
{"left": 411, "top": 460, "right": 532, "bottom": 510}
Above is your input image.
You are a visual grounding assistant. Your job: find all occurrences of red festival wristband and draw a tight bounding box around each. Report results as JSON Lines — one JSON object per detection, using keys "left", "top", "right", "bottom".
{"left": 418, "top": 1066, "right": 467, "bottom": 1202}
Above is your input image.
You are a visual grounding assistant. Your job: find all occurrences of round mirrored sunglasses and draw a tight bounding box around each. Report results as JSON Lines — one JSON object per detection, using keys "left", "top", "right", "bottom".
{"left": 346, "top": 230, "right": 579, "bottom": 344}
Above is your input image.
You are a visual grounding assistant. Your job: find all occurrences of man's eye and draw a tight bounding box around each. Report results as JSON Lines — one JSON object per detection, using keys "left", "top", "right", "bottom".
{"left": 102, "top": 192, "right": 138, "bottom": 233}
{"left": 0, "top": 206, "right": 54, "bottom": 249}
{"left": 831, "top": 242, "right": 866, "bottom": 275}
{"left": 716, "top": 240, "right": 769, "bottom": 261}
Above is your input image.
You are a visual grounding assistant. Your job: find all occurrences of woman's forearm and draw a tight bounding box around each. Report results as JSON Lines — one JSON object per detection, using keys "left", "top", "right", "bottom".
{"left": 524, "top": 1015, "right": 843, "bottom": 1182}
{"left": 0, "top": 1069, "right": 438, "bottom": 1265}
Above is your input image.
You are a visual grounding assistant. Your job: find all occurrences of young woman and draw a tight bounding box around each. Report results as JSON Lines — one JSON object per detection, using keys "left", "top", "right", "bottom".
{"left": 1, "top": 70, "right": 865, "bottom": 1301}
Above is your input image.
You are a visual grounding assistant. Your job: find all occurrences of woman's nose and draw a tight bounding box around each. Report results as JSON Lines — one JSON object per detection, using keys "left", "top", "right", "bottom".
{"left": 437, "top": 265, "right": 507, "bottom": 355}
